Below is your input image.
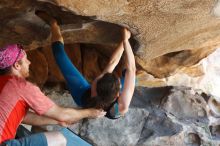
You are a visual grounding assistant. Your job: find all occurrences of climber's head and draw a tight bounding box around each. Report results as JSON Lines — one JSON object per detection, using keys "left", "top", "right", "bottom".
{"left": 95, "top": 73, "right": 121, "bottom": 109}
{"left": 85, "top": 73, "right": 121, "bottom": 110}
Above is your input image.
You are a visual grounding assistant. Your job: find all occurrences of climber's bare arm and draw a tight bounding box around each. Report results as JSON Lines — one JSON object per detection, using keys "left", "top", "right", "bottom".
{"left": 101, "top": 42, "right": 124, "bottom": 75}
{"left": 118, "top": 28, "right": 136, "bottom": 115}
{"left": 91, "top": 31, "right": 125, "bottom": 96}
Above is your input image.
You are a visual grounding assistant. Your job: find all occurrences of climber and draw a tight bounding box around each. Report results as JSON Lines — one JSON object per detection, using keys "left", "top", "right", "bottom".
{"left": 35, "top": 10, "right": 136, "bottom": 119}
{"left": 0, "top": 36, "right": 106, "bottom": 145}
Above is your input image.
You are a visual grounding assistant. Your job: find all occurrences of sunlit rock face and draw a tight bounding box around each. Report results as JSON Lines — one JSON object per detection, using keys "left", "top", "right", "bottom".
{"left": 2, "top": 0, "right": 220, "bottom": 145}
{"left": 1, "top": 0, "right": 220, "bottom": 85}
{"left": 165, "top": 48, "right": 220, "bottom": 95}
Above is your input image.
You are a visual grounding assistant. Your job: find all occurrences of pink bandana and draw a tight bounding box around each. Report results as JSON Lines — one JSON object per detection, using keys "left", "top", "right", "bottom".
{"left": 0, "top": 44, "right": 26, "bottom": 69}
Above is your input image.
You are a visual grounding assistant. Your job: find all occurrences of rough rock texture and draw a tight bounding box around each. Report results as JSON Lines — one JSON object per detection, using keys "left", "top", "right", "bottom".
{"left": 1, "top": 0, "right": 220, "bottom": 83}
{"left": 41, "top": 86, "right": 219, "bottom": 146}
{"left": 34, "top": 0, "right": 220, "bottom": 64}
{"left": 42, "top": 44, "right": 82, "bottom": 83}
{"left": 2, "top": 0, "right": 220, "bottom": 145}
{"left": 163, "top": 87, "right": 207, "bottom": 120}
{"left": 136, "top": 47, "right": 216, "bottom": 78}
{"left": 26, "top": 49, "right": 48, "bottom": 86}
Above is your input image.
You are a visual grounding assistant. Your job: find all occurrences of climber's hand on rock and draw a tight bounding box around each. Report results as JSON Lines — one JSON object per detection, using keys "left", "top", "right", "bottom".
{"left": 123, "top": 28, "right": 131, "bottom": 40}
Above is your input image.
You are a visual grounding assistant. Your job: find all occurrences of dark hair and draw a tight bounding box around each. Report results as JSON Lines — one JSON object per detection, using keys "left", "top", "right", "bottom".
{"left": 84, "top": 73, "right": 120, "bottom": 110}
{"left": 0, "top": 60, "right": 22, "bottom": 75}
{"left": 0, "top": 67, "right": 11, "bottom": 75}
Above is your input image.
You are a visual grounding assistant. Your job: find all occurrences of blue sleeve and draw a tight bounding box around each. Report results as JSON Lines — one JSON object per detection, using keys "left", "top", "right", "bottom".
{"left": 51, "top": 41, "right": 90, "bottom": 106}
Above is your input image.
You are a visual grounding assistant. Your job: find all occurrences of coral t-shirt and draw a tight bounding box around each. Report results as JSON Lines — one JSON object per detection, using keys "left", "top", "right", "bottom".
{"left": 0, "top": 75, "right": 54, "bottom": 143}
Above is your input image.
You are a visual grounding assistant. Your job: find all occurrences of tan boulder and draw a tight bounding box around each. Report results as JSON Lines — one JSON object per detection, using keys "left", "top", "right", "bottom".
{"left": 41, "top": 43, "right": 82, "bottom": 83}
{"left": 1, "top": 0, "right": 220, "bottom": 87}
{"left": 27, "top": 49, "right": 48, "bottom": 87}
